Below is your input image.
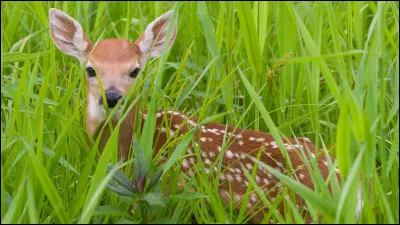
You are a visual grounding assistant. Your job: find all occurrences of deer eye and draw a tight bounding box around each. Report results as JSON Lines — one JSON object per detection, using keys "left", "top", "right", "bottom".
{"left": 130, "top": 68, "right": 140, "bottom": 78}
{"left": 86, "top": 67, "right": 96, "bottom": 77}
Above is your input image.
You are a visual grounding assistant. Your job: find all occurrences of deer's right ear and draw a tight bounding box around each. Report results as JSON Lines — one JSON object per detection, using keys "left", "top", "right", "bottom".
{"left": 49, "top": 8, "right": 91, "bottom": 62}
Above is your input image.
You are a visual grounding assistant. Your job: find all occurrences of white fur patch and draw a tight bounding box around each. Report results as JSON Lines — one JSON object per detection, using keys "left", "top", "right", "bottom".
{"left": 87, "top": 93, "right": 105, "bottom": 120}
{"left": 226, "top": 150, "right": 234, "bottom": 158}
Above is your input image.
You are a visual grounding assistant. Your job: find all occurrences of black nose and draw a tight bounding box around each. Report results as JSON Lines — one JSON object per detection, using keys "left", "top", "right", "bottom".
{"left": 100, "top": 88, "right": 122, "bottom": 108}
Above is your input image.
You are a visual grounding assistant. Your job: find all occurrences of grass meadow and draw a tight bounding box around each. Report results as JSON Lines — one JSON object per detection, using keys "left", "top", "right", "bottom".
{"left": 1, "top": 1, "right": 399, "bottom": 224}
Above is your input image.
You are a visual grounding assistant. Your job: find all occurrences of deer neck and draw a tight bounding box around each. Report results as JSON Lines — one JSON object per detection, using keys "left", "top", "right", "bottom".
{"left": 87, "top": 103, "right": 139, "bottom": 160}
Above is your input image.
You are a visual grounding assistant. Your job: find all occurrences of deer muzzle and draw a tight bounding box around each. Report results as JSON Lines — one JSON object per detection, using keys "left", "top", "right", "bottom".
{"left": 99, "top": 87, "right": 123, "bottom": 108}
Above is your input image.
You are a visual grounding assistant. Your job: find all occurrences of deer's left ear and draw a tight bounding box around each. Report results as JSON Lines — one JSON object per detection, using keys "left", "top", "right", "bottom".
{"left": 134, "top": 10, "right": 177, "bottom": 65}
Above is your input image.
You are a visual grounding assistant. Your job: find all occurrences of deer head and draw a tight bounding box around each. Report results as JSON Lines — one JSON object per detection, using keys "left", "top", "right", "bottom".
{"left": 49, "top": 8, "right": 177, "bottom": 135}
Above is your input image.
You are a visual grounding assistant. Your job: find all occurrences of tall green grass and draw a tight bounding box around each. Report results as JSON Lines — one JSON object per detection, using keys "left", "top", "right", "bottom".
{"left": 1, "top": 1, "right": 398, "bottom": 224}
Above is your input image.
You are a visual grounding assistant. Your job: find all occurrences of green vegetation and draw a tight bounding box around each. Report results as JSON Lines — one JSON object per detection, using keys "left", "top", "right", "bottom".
{"left": 1, "top": 1, "right": 398, "bottom": 224}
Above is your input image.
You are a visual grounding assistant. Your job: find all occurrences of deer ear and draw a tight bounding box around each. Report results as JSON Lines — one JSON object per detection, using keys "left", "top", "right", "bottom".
{"left": 49, "top": 8, "right": 91, "bottom": 62}
{"left": 134, "top": 10, "right": 177, "bottom": 65}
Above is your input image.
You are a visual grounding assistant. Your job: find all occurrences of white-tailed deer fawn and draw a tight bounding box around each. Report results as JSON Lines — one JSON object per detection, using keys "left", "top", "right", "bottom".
{"left": 49, "top": 8, "right": 358, "bottom": 223}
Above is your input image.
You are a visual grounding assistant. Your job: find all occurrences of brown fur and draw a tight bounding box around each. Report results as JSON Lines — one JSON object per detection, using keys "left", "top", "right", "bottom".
{"left": 87, "top": 39, "right": 141, "bottom": 65}
{"left": 131, "top": 108, "right": 340, "bottom": 223}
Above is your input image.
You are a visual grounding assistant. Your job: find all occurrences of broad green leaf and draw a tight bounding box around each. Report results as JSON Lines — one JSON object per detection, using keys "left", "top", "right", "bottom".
{"left": 141, "top": 192, "right": 166, "bottom": 207}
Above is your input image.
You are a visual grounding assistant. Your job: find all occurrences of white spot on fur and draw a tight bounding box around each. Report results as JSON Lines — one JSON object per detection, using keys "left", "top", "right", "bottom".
{"left": 234, "top": 193, "right": 241, "bottom": 201}
{"left": 219, "top": 189, "right": 229, "bottom": 199}
{"left": 208, "top": 128, "right": 220, "bottom": 135}
{"left": 200, "top": 137, "right": 207, "bottom": 142}
{"left": 182, "top": 158, "right": 189, "bottom": 168}
{"left": 238, "top": 140, "right": 244, "bottom": 146}
{"left": 255, "top": 175, "right": 261, "bottom": 183}
{"left": 227, "top": 174, "right": 234, "bottom": 182}
{"left": 235, "top": 174, "right": 242, "bottom": 182}
{"left": 249, "top": 137, "right": 256, "bottom": 141}
{"left": 217, "top": 146, "right": 222, "bottom": 152}
{"left": 256, "top": 138, "right": 265, "bottom": 142}
{"left": 300, "top": 137, "right": 311, "bottom": 142}
{"left": 299, "top": 173, "right": 305, "bottom": 180}
{"left": 295, "top": 144, "right": 303, "bottom": 149}
{"left": 188, "top": 119, "right": 197, "bottom": 127}
{"left": 250, "top": 193, "right": 257, "bottom": 202}
{"left": 271, "top": 142, "right": 278, "bottom": 148}
{"left": 226, "top": 150, "right": 234, "bottom": 158}
{"left": 285, "top": 144, "right": 294, "bottom": 150}
{"left": 208, "top": 151, "right": 216, "bottom": 158}
{"left": 245, "top": 163, "right": 253, "bottom": 170}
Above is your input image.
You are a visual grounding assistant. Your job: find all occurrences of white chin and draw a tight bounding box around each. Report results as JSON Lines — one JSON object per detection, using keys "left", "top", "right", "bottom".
{"left": 100, "top": 106, "right": 122, "bottom": 119}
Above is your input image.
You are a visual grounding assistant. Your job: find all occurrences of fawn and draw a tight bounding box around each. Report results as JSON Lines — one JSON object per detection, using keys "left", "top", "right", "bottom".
{"left": 49, "top": 8, "right": 361, "bottom": 223}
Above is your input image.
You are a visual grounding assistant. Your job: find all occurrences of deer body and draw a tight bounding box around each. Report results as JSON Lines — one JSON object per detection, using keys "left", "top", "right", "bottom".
{"left": 147, "top": 109, "right": 335, "bottom": 223}
{"left": 49, "top": 8, "right": 343, "bottom": 223}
